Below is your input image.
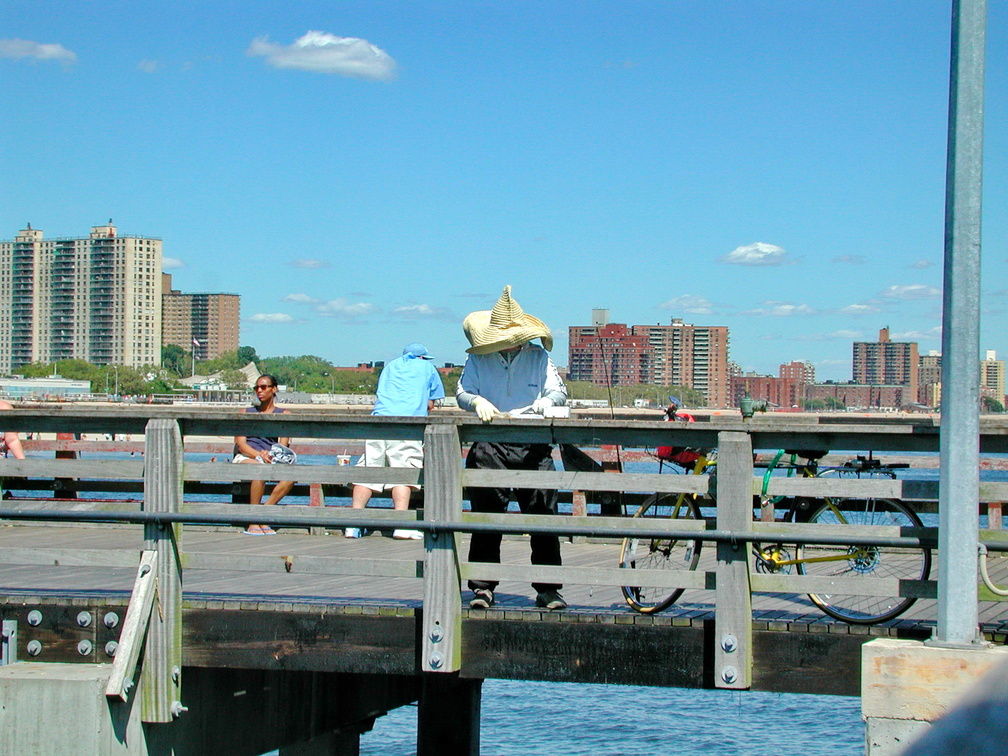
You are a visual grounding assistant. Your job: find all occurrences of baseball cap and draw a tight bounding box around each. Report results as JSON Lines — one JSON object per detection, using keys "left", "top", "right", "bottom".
{"left": 403, "top": 342, "right": 434, "bottom": 360}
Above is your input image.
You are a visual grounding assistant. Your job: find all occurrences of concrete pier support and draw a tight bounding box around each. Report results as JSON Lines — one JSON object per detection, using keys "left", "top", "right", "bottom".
{"left": 0, "top": 663, "right": 144, "bottom": 755}
{"left": 0, "top": 663, "right": 420, "bottom": 756}
{"left": 861, "top": 638, "right": 1008, "bottom": 755}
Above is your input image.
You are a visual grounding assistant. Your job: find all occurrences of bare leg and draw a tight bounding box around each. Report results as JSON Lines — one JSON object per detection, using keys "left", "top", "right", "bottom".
{"left": 264, "top": 480, "right": 294, "bottom": 506}
{"left": 238, "top": 459, "right": 266, "bottom": 533}
{"left": 391, "top": 486, "right": 412, "bottom": 511}
{"left": 351, "top": 485, "right": 374, "bottom": 509}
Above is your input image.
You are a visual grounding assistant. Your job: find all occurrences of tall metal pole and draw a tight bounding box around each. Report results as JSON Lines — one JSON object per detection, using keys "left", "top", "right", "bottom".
{"left": 934, "top": 0, "right": 986, "bottom": 647}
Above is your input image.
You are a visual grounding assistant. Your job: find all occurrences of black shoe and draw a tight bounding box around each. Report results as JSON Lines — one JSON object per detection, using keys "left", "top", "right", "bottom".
{"left": 535, "top": 590, "right": 567, "bottom": 610}
{"left": 470, "top": 588, "right": 495, "bottom": 609}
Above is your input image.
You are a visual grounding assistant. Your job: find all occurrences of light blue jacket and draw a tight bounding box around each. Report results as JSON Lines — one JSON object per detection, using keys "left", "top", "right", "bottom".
{"left": 456, "top": 343, "right": 567, "bottom": 415}
{"left": 372, "top": 354, "right": 445, "bottom": 417}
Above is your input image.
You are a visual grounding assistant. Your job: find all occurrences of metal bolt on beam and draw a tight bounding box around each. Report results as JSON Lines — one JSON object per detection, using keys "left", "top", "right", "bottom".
{"left": 77, "top": 640, "right": 93, "bottom": 656}
{"left": 103, "top": 612, "right": 120, "bottom": 629}
{"left": 429, "top": 624, "right": 444, "bottom": 643}
{"left": 105, "top": 641, "right": 119, "bottom": 657}
{"left": 76, "top": 611, "right": 93, "bottom": 628}
{"left": 26, "top": 640, "right": 41, "bottom": 657}
{"left": 428, "top": 651, "right": 444, "bottom": 669}
{"left": 721, "top": 666, "right": 738, "bottom": 684}
{"left": 721, "top": 634, "right": 738, "bottom": 653}
{"left": 26, "top": 610, "right": 42, "bottom": 627}
{"left": 170, "top": 701, "right": 189, "bottom": 718}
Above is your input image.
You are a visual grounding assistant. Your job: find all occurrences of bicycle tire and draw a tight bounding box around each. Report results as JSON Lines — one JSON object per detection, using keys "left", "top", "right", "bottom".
{"left": 797, "top": 497, "right": 930, "bottom": 624}
{"left": 619, "top": 492, "right": 703, "bottom": 614}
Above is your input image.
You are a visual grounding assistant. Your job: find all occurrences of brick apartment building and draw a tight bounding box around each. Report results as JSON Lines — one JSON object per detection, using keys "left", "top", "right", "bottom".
{"left": 568, "top": 310, "right": 730, "bottom": 408}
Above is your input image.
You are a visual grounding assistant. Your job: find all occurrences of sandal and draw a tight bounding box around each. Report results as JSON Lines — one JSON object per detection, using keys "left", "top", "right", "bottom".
{"left": 244, "top": 525, "right": 265, "bottom": 535}
{"left": 261, "top": 526, "right": 277, "bottom": 535}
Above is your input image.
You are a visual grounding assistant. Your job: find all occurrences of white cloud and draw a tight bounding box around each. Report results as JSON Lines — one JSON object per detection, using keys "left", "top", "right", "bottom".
{"left": 832, "top": 254, "right": 866, "bottom": 264}
{"left": 249, "top": 312, "right": 295, "bottom": 324}
{"left": 892, "top": 326, "right": 942, "bottom": 341}
{"left": 137, "top": 59, "right": 161, "bottom": 73}
{"left": 282, "top": 293, "right": 321, "bottom": 304}
{"left": 314, "top": 298, "right": 377, "bottom": 318}
{"left": 880, "top": 284, "right": 941, "bottom": 301}
{"left": 658, "top": 294, "right": 713, "bottom": 315}
{"left": 839, "top": 303, "right": 881, "bottom": 315}
{"left": 743, "top": 301, "right": 815, "bottom": 316}
{"left": 247, "top": 31, "right": 397, "bottom": 81}
{"left": 162, "top": 257, "right": 184, "bottom": 269}
{"left": 289, "top": 258, "right": 329, "bottom": 269}
{"left": 0, "top": 38, "right": 77, "bottom": 64}
{"left": 909, "top": 260, "right": 935, "bottom": 270}
{"left": 721, "top": 242, "right": 790, "bottom": 266}
{"left": 392, "top": 303, "right": 454, "bottom": 320}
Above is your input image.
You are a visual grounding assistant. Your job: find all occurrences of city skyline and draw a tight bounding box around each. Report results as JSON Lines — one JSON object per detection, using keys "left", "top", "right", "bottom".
{"left": 2, "top": 2, "right": 1005, "bottom": 381}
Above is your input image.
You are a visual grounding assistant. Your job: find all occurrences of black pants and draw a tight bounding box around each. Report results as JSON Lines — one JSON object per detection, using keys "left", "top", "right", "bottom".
{"left": 465, "top": 441, "right": 561, "bottom": 593}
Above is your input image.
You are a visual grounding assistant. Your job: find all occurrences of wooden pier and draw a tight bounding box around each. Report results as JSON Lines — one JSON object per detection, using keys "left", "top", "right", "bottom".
{"left": 0, "top": 407, "right": 1007, "bottom": 754}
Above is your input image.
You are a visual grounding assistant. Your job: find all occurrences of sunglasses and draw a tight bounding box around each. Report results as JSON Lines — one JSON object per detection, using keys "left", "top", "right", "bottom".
{"left": 254, "top": 384, "right": 275, "bottom": 390}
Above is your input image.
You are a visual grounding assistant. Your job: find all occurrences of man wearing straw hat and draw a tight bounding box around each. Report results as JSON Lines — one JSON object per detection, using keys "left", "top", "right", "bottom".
{"left": 456, "top": 285, "right": 568, "bottom": 610}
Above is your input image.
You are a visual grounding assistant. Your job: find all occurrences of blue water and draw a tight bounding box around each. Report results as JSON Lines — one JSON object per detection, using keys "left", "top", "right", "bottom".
{"left": 355, "top": 680, "right": 863, "bottom": 756}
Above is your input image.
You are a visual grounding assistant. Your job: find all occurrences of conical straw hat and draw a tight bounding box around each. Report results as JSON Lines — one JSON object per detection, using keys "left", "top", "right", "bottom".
{"left": 462, "top": 285, "right": 553, "bottom": 355}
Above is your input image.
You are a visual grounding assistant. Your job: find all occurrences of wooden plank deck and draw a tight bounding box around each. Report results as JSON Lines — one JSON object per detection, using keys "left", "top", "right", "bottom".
{"left": 2, "top": 522, "right": 1007, "bottom": 633}
{"left": 3, "top": 522, "right": 1006, "bottom": 697}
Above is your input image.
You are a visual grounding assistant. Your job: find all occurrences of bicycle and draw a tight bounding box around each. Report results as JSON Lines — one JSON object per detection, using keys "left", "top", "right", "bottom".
{"left": 753, "top": 450, "right": 930, "bottom": 624}
{"left": 619, "top": 448, "right": 932, "bottom": 624}
{"left": 618, "top": 446, "right": 714, "bottom": 614}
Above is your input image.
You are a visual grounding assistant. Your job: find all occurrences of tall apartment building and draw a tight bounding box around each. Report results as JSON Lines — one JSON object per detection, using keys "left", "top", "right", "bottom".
{"left": 918, "top": 351, "right": 942, "bottom": 406}
{"left": 162, "top": 274, "right": 240, "bottom": 360}
{"left": 780, "top": 360, "right": 815, "bottom": 384}
{"left": 568, "top": 313, "right": 731, "bottom": 408}
{"left": 852, "top": 327, "right": 919, "bottom": 401}
{"left": 0, "top": 222, "right": 162, "bottom": 371}
{"left": 633, "top": 319, "right": 730, "bottom": 408}
{"left": 567, "top": 322, "right": 650, "bottom": 386}
{"left": 981, "top": 350, "right": 1005, "bottom": 403}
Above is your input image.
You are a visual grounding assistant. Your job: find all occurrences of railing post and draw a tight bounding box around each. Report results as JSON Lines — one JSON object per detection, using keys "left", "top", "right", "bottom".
{"left": 142, "top": 419, "right": 184, "bottom": 722}
{"left": 422, "top": 423, "right": 463, "bottom": 673}
{"left": 715, "top": 430, "right": 753, "bottom": 690}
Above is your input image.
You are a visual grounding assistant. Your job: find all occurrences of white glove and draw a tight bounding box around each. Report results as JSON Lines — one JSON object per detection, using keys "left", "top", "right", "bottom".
{"left": 531, "top": 397, "right": 552, "bottom": 415}
{"left": 472, "top": 396, "right": 499, "bottom": 422}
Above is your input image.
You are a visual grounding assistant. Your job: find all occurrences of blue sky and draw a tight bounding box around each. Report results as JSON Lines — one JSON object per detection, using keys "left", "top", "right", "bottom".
{"left": 1, "top": 1, "right": 1004, "bottom": 381}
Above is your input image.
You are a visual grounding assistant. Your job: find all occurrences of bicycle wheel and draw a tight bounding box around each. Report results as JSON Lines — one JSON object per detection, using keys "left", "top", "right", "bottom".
{"left": 797, "top": 498, "right": 930, "bottom": 624}
{"left": 619, "top": 492, "right": 703, "bottom": 614}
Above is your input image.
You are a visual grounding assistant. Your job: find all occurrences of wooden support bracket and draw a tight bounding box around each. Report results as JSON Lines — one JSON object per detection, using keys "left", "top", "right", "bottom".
{"left": 105, "top": 550, "right": 158, "bottom": 701}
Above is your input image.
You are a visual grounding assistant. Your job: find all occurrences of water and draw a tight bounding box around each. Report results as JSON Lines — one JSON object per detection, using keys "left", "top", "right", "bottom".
{"left": 355, "top": 680, "right": 864, "bottom": 756}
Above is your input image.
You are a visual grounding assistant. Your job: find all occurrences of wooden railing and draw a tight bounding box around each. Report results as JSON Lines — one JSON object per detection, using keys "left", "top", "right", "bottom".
{"left": 1, "top": 407, "right": 1008, "bottom": 719}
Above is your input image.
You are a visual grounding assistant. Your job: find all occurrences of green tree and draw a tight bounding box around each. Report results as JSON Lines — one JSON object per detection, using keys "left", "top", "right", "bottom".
{"left": 162, "top": 345, "right": 188, "bottom": 377}
{"left": 981, "top": 396, "right": 1005, "bottom": 413}
{"left": 220, "top": 368, "right": 250, "bottom": 391}
{"left": 237, "top": 345, "right": 259, "bottom": 365}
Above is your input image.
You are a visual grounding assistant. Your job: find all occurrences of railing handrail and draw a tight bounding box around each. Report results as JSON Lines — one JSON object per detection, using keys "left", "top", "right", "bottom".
{"left": 5, "top": 405, "right": 1008, "bottom": 453}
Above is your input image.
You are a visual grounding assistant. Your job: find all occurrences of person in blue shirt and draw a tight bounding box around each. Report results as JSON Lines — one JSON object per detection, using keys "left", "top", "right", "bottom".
{"left": 346, "top": 343, "right": 446, "bottom": 540}
{"left": 455, "top": 286, "right": 568, "bottom": 610}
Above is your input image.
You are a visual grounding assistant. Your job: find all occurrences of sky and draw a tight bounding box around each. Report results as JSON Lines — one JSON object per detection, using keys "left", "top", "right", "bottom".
{"left": 1, "top": 1, "right": 1005, "bottom": 381}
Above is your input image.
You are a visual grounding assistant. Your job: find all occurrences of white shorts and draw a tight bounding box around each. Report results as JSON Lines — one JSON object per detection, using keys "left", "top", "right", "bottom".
{"left": 354, "top": 439, "right": 423, "bottom": 492}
